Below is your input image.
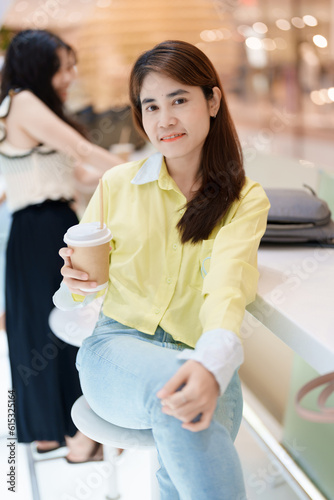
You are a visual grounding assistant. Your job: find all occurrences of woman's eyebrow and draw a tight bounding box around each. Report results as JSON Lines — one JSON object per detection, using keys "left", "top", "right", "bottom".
{"left": 167, "top": 89, "right": 190, "bottom": 99}
{"left": 141, "top": 89, "right": 190, "bottom": 105}
{"left": 141, "top": 97, "right": 155, "bottom": 105}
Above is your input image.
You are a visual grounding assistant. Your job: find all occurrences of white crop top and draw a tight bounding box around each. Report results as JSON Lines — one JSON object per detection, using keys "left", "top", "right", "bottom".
{"left": 0, "top": 93, "right": 75, "bottom": 213}
{"left": 0, "top": 141, "right": 75, "bottom": 213}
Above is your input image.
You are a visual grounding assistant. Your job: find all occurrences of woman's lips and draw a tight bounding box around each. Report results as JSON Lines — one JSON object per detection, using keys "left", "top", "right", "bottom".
{"left": 160, "top": 133, "right": 185, "bottom": 142}
{"left": 58, "top": 88, "right": 68, "bottom": 101}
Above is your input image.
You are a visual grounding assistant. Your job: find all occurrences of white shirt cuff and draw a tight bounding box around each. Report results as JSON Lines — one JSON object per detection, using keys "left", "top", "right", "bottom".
{"left": 177, "top": 329, "right": 244, "bottom": 395}
{"left": 52, "top": 282, "right": 98, "bottom": 311}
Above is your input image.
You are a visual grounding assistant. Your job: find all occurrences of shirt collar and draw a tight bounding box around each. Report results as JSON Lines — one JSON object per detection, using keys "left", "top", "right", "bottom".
{"left": 131, "top": 152, "right": 163, "bottom": 185}
{"left": 131, "top": 152, "right": 185, "bottom": 197}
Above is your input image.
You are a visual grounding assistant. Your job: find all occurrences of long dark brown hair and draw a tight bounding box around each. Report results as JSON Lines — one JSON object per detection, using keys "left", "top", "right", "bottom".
{"left": 129, "top": 40, "right": 245, "bottom": 244}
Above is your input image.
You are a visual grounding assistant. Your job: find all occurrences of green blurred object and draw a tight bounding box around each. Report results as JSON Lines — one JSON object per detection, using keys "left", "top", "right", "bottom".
{"left": 0, "top": 27, "right": 14, "bottom": 51}
{"left": 282, "top": 170, "right": 334, "bottom": 499}
{"left": 283, "top": 355, "right": 334, "bottom": 500}
{"left": 318, "top": 169, "right": 334, "bottom": 216}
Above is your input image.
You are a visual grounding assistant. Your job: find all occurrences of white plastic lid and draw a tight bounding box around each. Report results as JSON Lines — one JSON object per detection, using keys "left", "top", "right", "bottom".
{"left": 64, "top": 222, "right": 112, "bottom": 247}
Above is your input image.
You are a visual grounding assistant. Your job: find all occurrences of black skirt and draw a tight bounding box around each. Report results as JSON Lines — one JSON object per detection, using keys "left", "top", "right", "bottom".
{"left": 5, "top": 200, "right": 82, "bottom": 443}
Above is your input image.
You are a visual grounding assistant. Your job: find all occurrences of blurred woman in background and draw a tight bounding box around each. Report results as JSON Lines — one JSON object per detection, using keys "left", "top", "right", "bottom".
{"left": 0, "top": 29, "right": 121, "bottom": 462}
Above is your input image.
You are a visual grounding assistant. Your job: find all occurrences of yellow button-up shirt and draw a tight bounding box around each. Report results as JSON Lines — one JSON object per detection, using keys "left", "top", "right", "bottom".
{"left": 78, "top": 153, "right": 270, "bottom": 348}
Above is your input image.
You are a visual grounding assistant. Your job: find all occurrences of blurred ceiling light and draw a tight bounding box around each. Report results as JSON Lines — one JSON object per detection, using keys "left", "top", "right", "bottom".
{"left": 303, "top": 15, "right": 318, "bottom": 26}
{"left": 200, "top": 30, "right": 218, "bottom": 42}
{"left": 310, "top": 91, "right": 325, "bottom": 105}
{"left": 319, "top": 89, "right": 332, "bottom": 103}
{"left": 245, "top": 46, "right": 267, "bottom": 68}
{"left": 199, "top": 29, "right": 226, "bottom": 42}
{"left": 313, "top": 35, "right": 328, "bottom": 48}
{"left": 328, "top": 88, "right": 334, "bottom": 102}
{"left": 275, "top": 19, "right": 291, "bottom": 31}
{"left": 237, "top": 25, "right": 253, "bottom": 37}
{"left": 200, "top": 30, "right": 224, "bottom": 42}
{"left": 262, "top": 38, "right": 276, "bottom": 51}
{"left": 291, "top": 17, "right": 305, "bottom": 28}
{"left": 213, "top": 29, "right": 224, "bottom": 41}
{"left": 252, "top": 22, "right": 268, "bottom": 34}
{"left": 220, "top": 28, "right": 232, "bottom": 39}
{"left": 274, "top": 37, "right": 287, "bottom": 49}
{"left": 245, "top": 36, "right": 262, "bottom": 50}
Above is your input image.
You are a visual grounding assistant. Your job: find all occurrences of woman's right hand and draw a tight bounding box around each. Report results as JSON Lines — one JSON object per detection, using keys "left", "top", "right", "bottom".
{"left": 59, "top": 247, "right": 98, "bottom": 295}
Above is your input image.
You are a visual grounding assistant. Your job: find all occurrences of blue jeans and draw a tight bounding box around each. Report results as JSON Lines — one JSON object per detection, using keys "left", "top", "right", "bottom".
{"left": 76, "top": 312, "right": 246, "bottom": 500}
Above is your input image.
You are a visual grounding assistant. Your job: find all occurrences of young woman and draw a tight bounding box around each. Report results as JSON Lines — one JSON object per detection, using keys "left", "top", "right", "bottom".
{"left": 58, "top": 40, "right": 270, "bottom": 497}
{"left": 0, "top": 29, "right": 122, "bottom": 461}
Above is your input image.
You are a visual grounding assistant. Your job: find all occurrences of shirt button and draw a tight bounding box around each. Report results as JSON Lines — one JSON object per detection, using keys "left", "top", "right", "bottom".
{"left": 166, "top": 278, "right": 172, "bottom": 284}
{"left": 154, "top": 308, "right": 160, "bottom": 314}
{"left": 173, "top": 244, "right": 177, "bottom": 250}
{"left": 179, "top": 208, "right": 185, "bottom": 215}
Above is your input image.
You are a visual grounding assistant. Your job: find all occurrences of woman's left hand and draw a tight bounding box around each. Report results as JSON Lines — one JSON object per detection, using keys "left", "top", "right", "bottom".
{"left": 156, "top": 360, "right": 219, "bottom": 432}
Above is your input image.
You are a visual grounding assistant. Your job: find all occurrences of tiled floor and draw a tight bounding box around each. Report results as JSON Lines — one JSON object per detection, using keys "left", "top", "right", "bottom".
{"left": 0, "top": 329, "right": 307, "bottom": 500}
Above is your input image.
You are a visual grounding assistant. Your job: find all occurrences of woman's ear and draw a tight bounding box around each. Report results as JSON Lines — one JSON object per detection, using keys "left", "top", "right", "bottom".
{"left": 209, "top": 86, "right": 222, "bottom": 118}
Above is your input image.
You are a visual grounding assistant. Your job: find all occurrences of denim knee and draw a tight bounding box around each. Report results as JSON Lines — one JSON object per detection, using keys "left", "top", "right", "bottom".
{"left": 215, "top": 370, "right": 243, "bottom": 441}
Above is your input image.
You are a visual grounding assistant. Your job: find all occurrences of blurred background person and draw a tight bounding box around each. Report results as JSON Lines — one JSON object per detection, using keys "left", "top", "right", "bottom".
{"left": 0, "top": 53, "right": 11, "bottom": 333}
{"left": 0, "top": 177, "right": 10, "bottom": 332}
{"left": 0, "top": 29, "right": 122, "bottom": 462}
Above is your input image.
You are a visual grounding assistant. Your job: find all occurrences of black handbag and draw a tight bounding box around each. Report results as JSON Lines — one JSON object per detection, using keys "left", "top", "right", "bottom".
{"left": 261, "top": 187, "right": 334, "bottom": 247}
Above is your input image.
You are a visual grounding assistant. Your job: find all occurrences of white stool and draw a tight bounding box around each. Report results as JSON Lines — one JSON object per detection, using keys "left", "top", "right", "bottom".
{"left": 71, "top": 395, "right": 160, "bottom": 500}
{"left": 49, "top": 297, "right": 103, "bottom": 347}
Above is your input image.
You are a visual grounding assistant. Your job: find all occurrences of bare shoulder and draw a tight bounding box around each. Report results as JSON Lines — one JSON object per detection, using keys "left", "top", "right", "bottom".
{"left": 9, "top": 90, "right": 52, "bottom": 127}
{"left": 13, "top": 89, "right": 38, "bottom": 102}
{"left": 6, "top": 90, "right": 54, "bottom": 145}
{"left": 11, "top": 90, "right": 44, "bottom": 111}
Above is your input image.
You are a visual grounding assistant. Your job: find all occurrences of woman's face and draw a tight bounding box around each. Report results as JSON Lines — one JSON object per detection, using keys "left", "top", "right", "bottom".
{"left": 51, "top": 47, "right": 77, "bottom": 102}
{"left": 139, "top": 72, "right": 220, "bottom": 168}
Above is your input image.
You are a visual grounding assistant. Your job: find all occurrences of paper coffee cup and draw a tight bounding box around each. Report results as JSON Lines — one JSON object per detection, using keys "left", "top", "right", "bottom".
{"left": 64, "top": 222, "right": 112, "bottom": 292}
